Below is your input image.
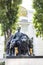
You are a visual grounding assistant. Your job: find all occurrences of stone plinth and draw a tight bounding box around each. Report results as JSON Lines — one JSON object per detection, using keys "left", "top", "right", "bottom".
{"left": 5, "top": 59, "right": 43, "bottom": 65}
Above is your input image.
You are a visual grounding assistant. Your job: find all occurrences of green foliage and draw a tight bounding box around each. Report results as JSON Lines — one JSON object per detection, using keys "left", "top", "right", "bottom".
{"left": 0, "top": 62, "right": 5, "bottom": 65}
{"left": 0, "top": 0, "right": 22, "bottom": 35}
{"left": 33, "top": 0, "right": 43, "bottom": 37}
{"left": 18, "top": 6, "right": 27, "bottom": 17}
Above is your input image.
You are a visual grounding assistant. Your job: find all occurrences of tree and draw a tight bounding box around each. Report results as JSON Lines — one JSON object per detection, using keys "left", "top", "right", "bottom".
{"left": 0, "top": 0, "right": 22, "bottom": 43}
{"left": 33, "top": 0, "right": 43, "bottom": 37}
{"left": 18, "top": 6, "right": 27, "bottom": 17}
{"left": 0, "top": 62, "right": 5, "bottom": 65}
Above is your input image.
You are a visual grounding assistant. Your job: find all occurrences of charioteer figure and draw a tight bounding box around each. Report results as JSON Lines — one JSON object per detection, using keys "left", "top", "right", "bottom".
{"left": 10, "top": 27, "right": 22, "bottom": 56}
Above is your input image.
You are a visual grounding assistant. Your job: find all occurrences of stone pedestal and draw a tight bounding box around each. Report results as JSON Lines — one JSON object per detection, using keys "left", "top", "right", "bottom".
{"left": 5, "top": 59, "right": 43, "bottom": 65}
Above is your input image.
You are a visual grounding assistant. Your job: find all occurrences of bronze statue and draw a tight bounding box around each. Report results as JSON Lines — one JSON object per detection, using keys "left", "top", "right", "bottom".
{"left": 6, "top": 27, "right": 34, "bottom": 56}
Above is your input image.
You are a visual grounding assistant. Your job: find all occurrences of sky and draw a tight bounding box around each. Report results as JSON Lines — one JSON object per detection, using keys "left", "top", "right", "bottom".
{"left": 22, "top": 0, "right": 33, "bottom": 10}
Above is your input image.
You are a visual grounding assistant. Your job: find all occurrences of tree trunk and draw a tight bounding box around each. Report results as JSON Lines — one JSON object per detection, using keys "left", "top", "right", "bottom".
{"left": 4, "top": 28, "right": 12, "bottom": 53}
{"left": 4, "top": 31, "right": 7, "bottom": 52}
{"left": 7, "top": 28, "right": 12, "bottom": 39}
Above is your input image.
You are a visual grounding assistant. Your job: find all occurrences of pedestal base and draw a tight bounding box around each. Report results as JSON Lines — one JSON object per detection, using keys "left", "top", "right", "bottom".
{"left": 5, "top": 59, "right": 43, "bottom": 65}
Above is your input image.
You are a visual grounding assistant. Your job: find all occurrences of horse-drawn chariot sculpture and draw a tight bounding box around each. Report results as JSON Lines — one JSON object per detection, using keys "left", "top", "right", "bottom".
{"left": 6, "top": 27, "right": 34, "bottom": 57}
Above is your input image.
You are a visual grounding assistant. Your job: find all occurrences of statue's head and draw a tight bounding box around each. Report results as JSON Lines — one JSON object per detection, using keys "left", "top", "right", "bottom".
{"left": 17, "top": 27, "right": 21, "bottom": 32}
